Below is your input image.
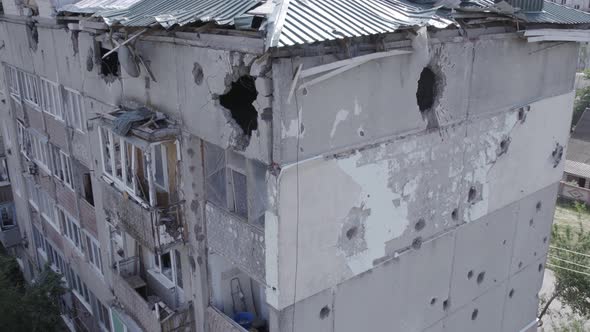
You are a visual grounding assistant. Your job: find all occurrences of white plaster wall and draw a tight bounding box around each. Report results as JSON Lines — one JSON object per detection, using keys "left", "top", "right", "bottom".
{"left": 273, "top": 91, "right": 573, "bottom": 310}
{"left": 273, "top": 35, "right": 577, "bottom": 165}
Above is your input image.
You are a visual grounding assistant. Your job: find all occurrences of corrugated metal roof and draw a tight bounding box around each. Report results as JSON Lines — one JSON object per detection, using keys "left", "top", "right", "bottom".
{"left": 274, "top": 0, "right": 455, "bottom": 47}
{"left": 99, "top": 0, "right": 261, "bottom": 27}
{"left": 273, "top": 0, "right": 590, "bottom": 47}
{"left": 59, "top": 0, "right": 142, "bottom": 14}
{"left": 565, "top": 160, "right": 590, "bottom": 179}
{"left": 461, "top": 0, "right": 590, "bottom": 24}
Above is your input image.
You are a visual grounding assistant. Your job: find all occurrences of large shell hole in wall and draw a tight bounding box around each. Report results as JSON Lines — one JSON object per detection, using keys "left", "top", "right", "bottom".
{"left": 416, "top": 67, "right": 442, "bottom": 129}
{"left": 220, "top": 76, "right": 259, "bottom": 141}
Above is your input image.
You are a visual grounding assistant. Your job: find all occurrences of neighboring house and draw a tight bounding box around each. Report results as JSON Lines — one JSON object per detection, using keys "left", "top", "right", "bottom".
{"left": 561, "top": 110, "right": 590, "bottom": 204}
{"left": 550, "top": 0, "right": 590, "bottom": 10}
{"left": 0, "top": 0, "right": 589, "bottom": 332}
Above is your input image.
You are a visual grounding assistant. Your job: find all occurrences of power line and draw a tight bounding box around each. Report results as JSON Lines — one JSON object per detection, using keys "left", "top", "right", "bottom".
{"left": 547, "top": 263, "right": 590, "bottom": 277}
{"left": 549, "top": 246, "right": 590, "bottom": 258}
{"left": 548, "top": 255, "right": 590, "bottom": 270}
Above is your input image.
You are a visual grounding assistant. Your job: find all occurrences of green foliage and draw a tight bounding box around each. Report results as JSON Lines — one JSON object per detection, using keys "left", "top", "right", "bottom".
{"left": 573, "top": 87, "right": 590, "bottom": 129}
{"left": 583, "top": 69, "right": 590, "bottom": 80}
{"left": 0, "top": 253, "right": 66, "bottom": 332}
{"left": 548, "top": 222, "right": 590, "bottom": 318}
{"left": 551, "top": 313, "right": 588, "bottom": 332}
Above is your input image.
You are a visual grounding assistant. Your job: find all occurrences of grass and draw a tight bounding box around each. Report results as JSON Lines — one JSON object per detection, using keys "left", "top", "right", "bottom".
{"left": 554, "top": 201, "right": 590, "bottom": 230}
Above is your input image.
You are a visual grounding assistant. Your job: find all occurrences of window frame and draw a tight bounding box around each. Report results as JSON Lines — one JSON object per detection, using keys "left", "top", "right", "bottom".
{"left": 84, "top": 231, "right": 103, "bottom": 275}
{"left": 99, "top": 127, "right": 166, "bottom": 207}
{"left": 64, "top": 88, "right": 85, "bottom": 133}
{"left": 58, "top": 207, "right": 83, "bottom": 253}
{"left": 39, "top": 77, "right": 64, "bottom": 121}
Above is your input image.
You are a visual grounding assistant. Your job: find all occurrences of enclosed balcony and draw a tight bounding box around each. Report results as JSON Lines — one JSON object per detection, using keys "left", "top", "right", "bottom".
{"left": 0, "top": 202, "right": 19, "bottom": 248}
{"left": 98, "top": 106, "right": 183, "bottom": 251}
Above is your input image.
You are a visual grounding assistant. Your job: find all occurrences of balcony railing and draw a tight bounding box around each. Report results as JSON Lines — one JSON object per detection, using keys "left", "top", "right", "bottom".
{"left": 0, "top": 225, "right": 20, "bottom": 248}
{"left": 101, "top": 181, "right": 183, "bottom": 251}
{"left": 206, "top": 203, "right": 266, "bottom": 283}
{"left": 207, "top": 306, "right": 248, "bottom": 332}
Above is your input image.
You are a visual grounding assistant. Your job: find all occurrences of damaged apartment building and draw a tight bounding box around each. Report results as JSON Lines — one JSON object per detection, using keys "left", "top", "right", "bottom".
{"left": 0, "top": 0, "right": 589, "bottom": 331}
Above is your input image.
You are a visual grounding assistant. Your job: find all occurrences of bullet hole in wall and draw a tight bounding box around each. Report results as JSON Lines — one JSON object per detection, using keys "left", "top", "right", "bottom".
{"left": 509, "top": 289, "right": 515, "bottom": 298}
{"left": 467, "top": 270, "right": 474, "bottom": 280}
{"left": 552, "top": 143, "right": 564, "bottom": 168}
{"left": 498, "top": 137, "right": 511, "bottom": 156}
{"left": 415, "top": 218, "right": 426, "bottom": 232}
{"left": 412, "top": 237, "right": 423, "bottom": 250}
{"left": 451, "top": 208, "right": 459, "bottom": 221}
{"left": 443, "top": 299, "right": 450, "bottom": 311}
{"left": 518, "top": 261, "right": 523, "bottom": 269}
{"left": 319, "top": 306, "right": 330, "bottom": 319}
{"left": 477, "top": 271, "right": 485, "bottom": 284}
{"left": 193, "top": 62, "right": 204, "bottom": 85}
{"left": 26, "top": 22, "right": 38, "bottom": 51}
{"left": 539, "top": 263, "right": 543, "bottom": 272}
{"left": 543, "top": 236, "right": 548, "bottom": 243}
{"left": 220, "top": 76, "right": 259, "bottom": 138}
{"left": 468, "top": 186, "right": 477, "bottom": 203}
{"left": 471, "top": 308, "right": 479, "bottom": 320}
{"left": 346, "top": 226, "right": 358, "bottom": 240}
{"left": 100, "top": 45, "right": 120, "bottom": 78}
{"left": 430, "top": 297, "right": 437, "bottom": 305}
{"left": 536, "top": 201, "right": 542, "bottom": 211}
{"left": 86, "top": 48, "right": 94, "bottom": 72}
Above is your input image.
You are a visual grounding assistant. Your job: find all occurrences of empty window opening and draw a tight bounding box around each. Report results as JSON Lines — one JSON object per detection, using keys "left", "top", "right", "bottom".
{"left": 82, "top": 173, "right": 94, "bottom": 206}
{"left": 220, "top": 76, "right": 258, "bottom": 138}
{"left": 416, "top": 67, "right": 437, "bottom": 112}
{"left": 100, "top": 46, "right": 120, "bottom": 77}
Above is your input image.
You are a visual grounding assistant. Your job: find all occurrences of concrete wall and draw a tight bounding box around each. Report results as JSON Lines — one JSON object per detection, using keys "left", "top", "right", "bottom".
{"left": 267, "top": 33, "right": 575, "bottom": 331}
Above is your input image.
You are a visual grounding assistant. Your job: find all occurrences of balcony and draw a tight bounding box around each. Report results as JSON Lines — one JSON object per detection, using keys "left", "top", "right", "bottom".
{"left": 206, "top": 203, "right": 265, "bottom": 283}
{"left": 101, "top": 180, "right": 182, "bottom": 251}
{"left": 112, "top": 256, "right": 193, "bottom": 332}
{"left": 0, "top": 225, "right": 20, "bottom": 248}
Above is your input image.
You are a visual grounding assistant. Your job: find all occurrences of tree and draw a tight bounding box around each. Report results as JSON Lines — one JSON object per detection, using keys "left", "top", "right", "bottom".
{"left": 539, "top": 202, "right": 590, "bottom": 322}
{"left": 0, "top": 251, "right": 66, "bottom": 332}
{"left": 573, "top": 87, "right": 590, "bottom": 129}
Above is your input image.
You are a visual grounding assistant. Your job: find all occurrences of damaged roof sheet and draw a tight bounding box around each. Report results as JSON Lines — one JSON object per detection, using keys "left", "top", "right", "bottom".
{"left": 61, "top": 0, "right": 262, "bottom": 27}
{"left": 273, "top": 0, "right": 455, "bottom": 47}
{"left": 272, "top": 0, "right": 590, "bottom": 47}
{"left": 59, "top": 0, "right": 142, "bottom": 14}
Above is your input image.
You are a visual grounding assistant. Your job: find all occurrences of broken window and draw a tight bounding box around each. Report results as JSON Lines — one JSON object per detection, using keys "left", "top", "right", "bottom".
{"left": 204, "top": 141, "right": 267, "bottom": 227}
{"left": 100, "top": 45, "right": 120, "bottom": 77}
{"left": 416, "top": 67, "right": 436, "bottom": 112}
{"left": 99, "top": 127, "right": 178, "bottom": 206}
{"left": 219, "top": 76, "right": 259, "bottom": 138}
{"left": 578, "top": 177, "right": 587, "bottom": 188}
{"left": 152, "top": 249, "right": 183, "bottom": 289}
